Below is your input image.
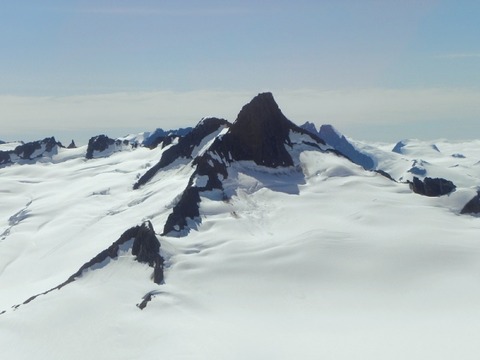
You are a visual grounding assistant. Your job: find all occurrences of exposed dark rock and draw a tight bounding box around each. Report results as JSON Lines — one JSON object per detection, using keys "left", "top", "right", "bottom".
{"left": 452, "top": 153, "right": 465, "bottom": 159}
{"left": 375, "top": 169, "right": 395, "bottom": 181}
{"left": 162, "top": 93, "right": 325, "bottom": 236}
{"left": 392, "top": 141, "right": 406, "bottom": 154}
{"left": 0, "top": 151, "right": 11, "bottom": 166}
{"left": 408, "top": 160, "right": 428, "bottom": 176}
{"left": 208, "top": 93, "right": 324, "bottom": 168}
{"left": 13, "top": 137, "right": 61, "bottom": 159}
{"left": 0, "top": 138, "right": 62, "bottom": 167}
{"left": 162, "top": 152, "right": 229, "bottom": 236}
{"left": 408, "top": 166, "right": 427, "bottom": 176}
{"left": 132, "top": 221, "right": 164, "bottom": 284}
{"left": 134, "top": 117, "right": 230, "bottom": 189}
{"left": 86, "top": 135, "right": 115, "bottom": 159}
{"left": 17, "top": 221, "right": 164, "bottom": 309}
{"left": 160, "top": 135, "right": 178, "bottom": 149}
{"left": 300, "top": 121, "right": 318, "bottom": 136}
{"left": 143, "top": 127, "right": 193, "bottom": 149}
{"left": 318, "top": 124, "right": 375, "bottom": 170}
{"left": 408, "top": 176, "right": 456, "bottom": 197}
{"left": 431, "top": 144, "right": 440, "bottom": 152}
{"left": 163, "top": 187, "right": 202, "bottom": 236}
{"left": 67, "top": 140, "right": 77, "bottom": 149}
{"left": 461, "top": 192, "right": 480, "bottom": 215}
{"left": 64, "top": 220, "right": 163, "bottom": 286}
{"left": 136, "top": 290, "right": 162, "bottom": 310}
{"left": 208, "top": 92, "right": 322, "bottom": 168}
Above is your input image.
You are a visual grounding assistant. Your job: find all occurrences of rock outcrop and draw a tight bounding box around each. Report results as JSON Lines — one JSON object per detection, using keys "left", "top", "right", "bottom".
{"left": 300, "top": 121, "right": 318, "bottom": 136}
{"left": 85, "top": 134, "right": 139, "bottom": 159}
{"left": 0, "top": 137, "right": 62, "bottom": 166}
{"left": 13, "top": 137, "right": 61, "bottom": 159}
{"left": 208, "top": 92, "right": 323, "bottom": 168}
{"left": 162, "top": 92, "right": 326, "bottom": 236}
{"left": 18, "top": 221, "right": 164, "bottom": 308}
{"left": 86, "top": 135, "right": 116, "bottom": 159}
{"left": 0, "top": 151, "right": 10, "bottom": 166}
{"left": 461, "top": 192, "right": 480, "bottom": 215}
{"left": 408, "top": 176, "right": 456, "bottom": 197}
{"left": 134, "top": 117, "right": 230, "bottom": 189}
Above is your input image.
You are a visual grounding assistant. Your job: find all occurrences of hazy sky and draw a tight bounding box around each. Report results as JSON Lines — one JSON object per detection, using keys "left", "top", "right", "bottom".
{"left": 1, "top": 0, "right": 479, "bottom": 143}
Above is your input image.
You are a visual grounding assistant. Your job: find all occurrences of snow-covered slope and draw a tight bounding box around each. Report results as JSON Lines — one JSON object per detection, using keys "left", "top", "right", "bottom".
{"left": 2, "top": 93, "right": 480, "bottom": 360}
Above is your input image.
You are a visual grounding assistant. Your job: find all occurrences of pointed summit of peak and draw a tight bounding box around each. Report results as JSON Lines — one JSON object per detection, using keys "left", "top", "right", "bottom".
{"left": 232, "top": 92, "right": 288, "bottom": 130}
{"left": 211, "top": 92, "right": 300, "bottom": 167}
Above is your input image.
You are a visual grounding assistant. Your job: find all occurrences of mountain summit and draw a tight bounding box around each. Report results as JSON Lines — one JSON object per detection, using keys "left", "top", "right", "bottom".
{"left": 208, "top": 92, "right": 324, "bottom": 168}
{"left": 158, "top": 92, "right": 327, "bottom": 236}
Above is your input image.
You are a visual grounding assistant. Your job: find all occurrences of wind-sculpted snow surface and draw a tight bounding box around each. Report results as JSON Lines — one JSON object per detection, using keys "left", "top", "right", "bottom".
{"left": 3, "top": 94, "right": 480, "bottom": 359}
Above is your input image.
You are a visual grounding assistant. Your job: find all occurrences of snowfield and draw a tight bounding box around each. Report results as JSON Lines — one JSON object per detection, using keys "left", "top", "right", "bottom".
{"left": 2, "top": 126, "right": 480, "bottom": 359}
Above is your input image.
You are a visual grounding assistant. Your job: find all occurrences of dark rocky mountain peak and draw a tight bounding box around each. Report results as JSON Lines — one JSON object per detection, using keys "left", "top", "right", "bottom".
{"left": 223, "top": 92, "right": 297, "bottom": 167}
{"left": 67, "top": 140, "right": 77, "bottom": 149}
{"left": 86, "top": 134, "right": 134, "bottom": 159}
{"left": 86, "top": 135, "right": 115, "bottom": 159}
{"left": 161, "top": 93, "right": 326, "bottom": 236}
{"left": 209, "top": 92, "right": 323, "bottom": 168}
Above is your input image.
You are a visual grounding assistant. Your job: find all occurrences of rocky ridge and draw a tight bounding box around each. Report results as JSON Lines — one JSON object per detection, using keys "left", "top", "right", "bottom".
{"left": 13, "top": 221, "right": 163, "bottom": 310}
{"left": 0, "top": 137, "right": 63, "bottom": 167}
{"left": 158, "top": 92, "right": 328, "bottom": 236}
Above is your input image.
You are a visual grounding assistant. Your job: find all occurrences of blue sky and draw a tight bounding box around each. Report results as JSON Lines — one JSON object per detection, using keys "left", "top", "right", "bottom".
{"left": 1, "top": 0, "right": 479, "bottom": 143}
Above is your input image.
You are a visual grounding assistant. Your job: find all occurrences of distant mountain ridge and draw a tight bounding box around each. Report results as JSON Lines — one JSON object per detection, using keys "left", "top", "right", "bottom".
{"left": 301, "top": 122, "right": 375, "bottom": 170}
{"left": 0, "top": 137, "right": 63, "bottom": 166}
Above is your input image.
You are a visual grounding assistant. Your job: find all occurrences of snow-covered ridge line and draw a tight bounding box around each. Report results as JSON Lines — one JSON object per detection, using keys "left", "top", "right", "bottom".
{"left": 0, "top": 137, "right": 63, "bottom": 167}
{"left": 3, "top": 221, "right": 163, "bottom": 314}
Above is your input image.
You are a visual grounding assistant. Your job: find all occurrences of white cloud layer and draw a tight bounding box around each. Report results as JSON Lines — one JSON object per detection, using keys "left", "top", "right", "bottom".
{"left": 1, "top": 88, "right": 479, "bottom": 143}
